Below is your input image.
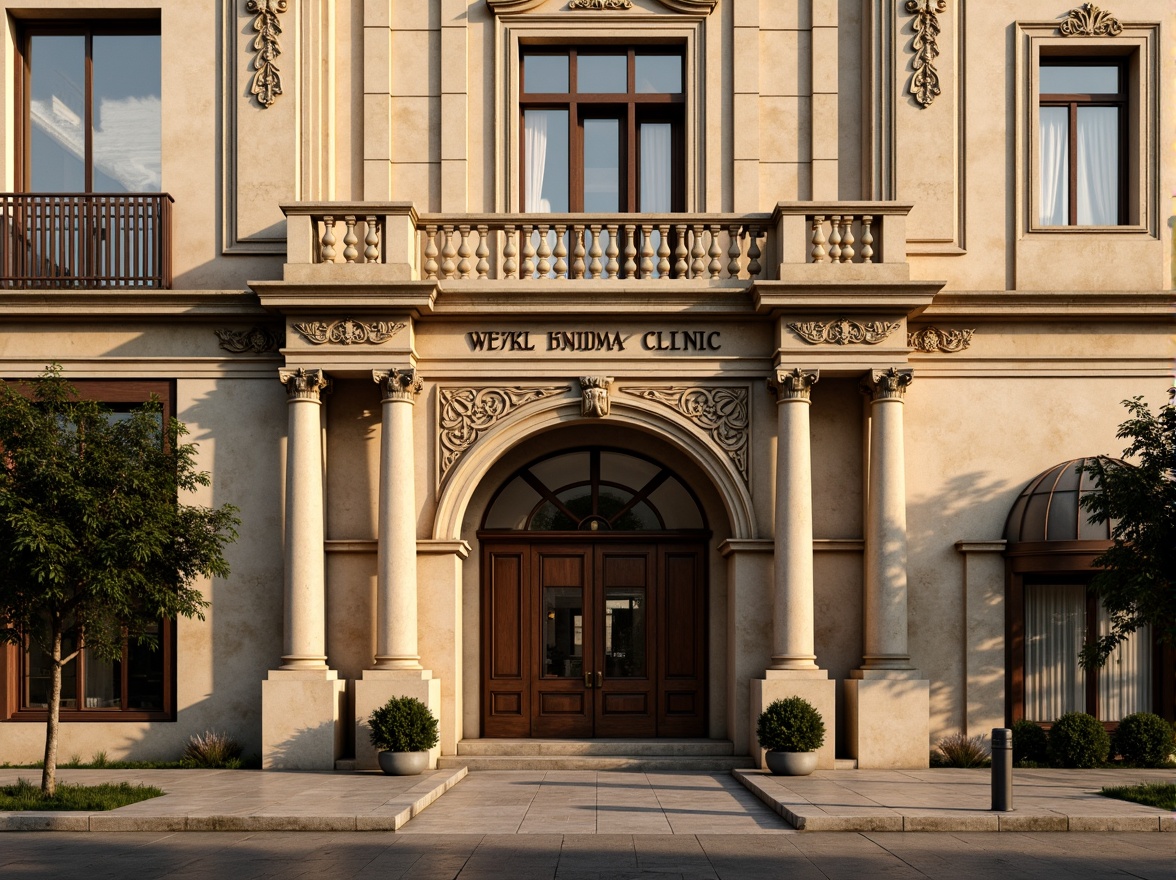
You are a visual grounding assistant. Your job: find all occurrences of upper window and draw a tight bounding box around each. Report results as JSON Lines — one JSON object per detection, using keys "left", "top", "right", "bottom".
{"left": 520, "top": 47, "right": 684, "bottom": 213}
{"left": 21, "top": 23, "right": 161, "bottom": 193}
{"left": 1038, "top": 59, "right": 1126, "bottom": 226}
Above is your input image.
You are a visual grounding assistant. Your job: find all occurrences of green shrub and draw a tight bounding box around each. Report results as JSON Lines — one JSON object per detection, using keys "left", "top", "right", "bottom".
{"left": 181, "top": 730, "right": 244, "bottom": 768}
{"left": 1012, "top": 720, "right": 1050, "bottom": 766}
{"left": 368, "top": 696, "right": 440, "bottom": 753}
{"left": 932, "top": 733, "right": 990, "bottom": 768}
{"left": 1049, "top": 712, "right": 1110, "bottom": 768}
{"left": 1112, "top": 713, "right": 1176, "bottom": 768}
{"left": 756, "top": 696, "right": 825, "bottom": 752}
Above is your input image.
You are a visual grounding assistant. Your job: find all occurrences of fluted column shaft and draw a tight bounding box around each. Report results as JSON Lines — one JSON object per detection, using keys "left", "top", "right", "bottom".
{"left": 769, "top": 367, "right": 819, "bottom": 670}
{"left": 279, "top": 368, "right": 330, "bottom": 669}
{"left": 373, "top": 368, "right": 424, "bottom": 669}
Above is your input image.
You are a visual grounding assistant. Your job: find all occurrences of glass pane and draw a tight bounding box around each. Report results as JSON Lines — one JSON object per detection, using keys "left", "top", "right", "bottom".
{"left": 640, "top": 123, "right": 672, "bottom": 212}
{"left": 484, "top": 477, "right": 542, "bottom": 529}
{"left": 1039, "top": 106, "right": 1070, "bottom": 226}
{"left": 635, "top": 55, "right": 681, "bottom": 94}
{"left": 523, "top": 54, "right": 568, "bottom": 93}
{"left": 648, "top": 477, "right": 704, "bottom": 530}
{"left": 29, "top": 36, "right": 86, "bottom": 191}
{"left": 524, "top": 109, "right": 568, "bottom": 212}
{"left": 529, "top": 452, "right": 589, "bottom": 488}
{"left": 1024, "top": 584, "right": 1085, "bottom": 721}
{"left": 84, "top": 653, "right": 121, "bottom": 708}
{"left": 583, "top": 118, "right": 620, "bottom": 212}
{"left": 578, "top": 54, "right": 627, "bottom": 93}
{"left": 1040, "top": 65, "right": 1118, "bottom": 95}
{"left": 92, "top": 35, "right": 161, "bottom": 192}
{"left": 605, "top": 588, "right": 645, "bottom": 677}
{"left": 1076, "top": 106, "right": 1119, "bottom": 225}
{"left": 530, "top": 500, "right": 577, "bottom": 531}
{"left": 544, "top": 587, "right": 583, "bottom": 678}
{"left": 600, "top": 451, "right": 659, "bottom": 489}
{"left": 1097, "top": 608, "right": 1150, "bottom": 721}
{"left": 127, "top": 622, "right": 164, "bottom": 710}
{"left": 24, "top": 632, "right": 78, "bottom": 710}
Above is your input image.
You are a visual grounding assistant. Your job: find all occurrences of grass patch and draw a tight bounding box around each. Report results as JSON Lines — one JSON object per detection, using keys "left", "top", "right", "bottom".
{"left": 1100, "top": 782, "right": 1176, "bottom": 812}
{"left": 0, "top": 779, "right": 164, "bottom": 812}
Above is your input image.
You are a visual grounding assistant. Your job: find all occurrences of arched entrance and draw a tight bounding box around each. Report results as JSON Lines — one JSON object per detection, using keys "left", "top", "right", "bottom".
{"left": 479, "top": 447, "right": 710, "bottom": 738}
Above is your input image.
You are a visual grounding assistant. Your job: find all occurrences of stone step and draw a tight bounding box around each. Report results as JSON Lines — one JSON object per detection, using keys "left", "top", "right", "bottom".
{"left": 455, "top": 738, "right": 737, "bottom": 757}
{"left": 438, "top": 754, "right": 756, "bottom": 772}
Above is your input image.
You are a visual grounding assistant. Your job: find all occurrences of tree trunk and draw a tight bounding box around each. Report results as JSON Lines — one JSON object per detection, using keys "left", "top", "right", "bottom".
{"left": 40, "top": 624, "right": 62, "bottom": 797}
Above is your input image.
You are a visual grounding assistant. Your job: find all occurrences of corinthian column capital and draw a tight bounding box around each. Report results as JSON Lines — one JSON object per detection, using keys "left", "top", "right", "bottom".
{"left": 862, "top": 367, "right": 913, "bottom": 401}
{"left": 373, "top": 367, "right": 424, "bottom": 402}
{"left": 769, "top": 367, "right": 819, "bottom": 402}
{"left": 279, "top": 367, "right": 330, "bottom": 401}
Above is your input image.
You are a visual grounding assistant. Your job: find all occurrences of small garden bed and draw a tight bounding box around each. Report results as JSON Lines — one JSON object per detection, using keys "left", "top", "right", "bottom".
{"left": 0, "top": 779, "right": 163, "bottom": 812}
{"left": 1099, "top": 782, "right": 1176, "bottom": 812}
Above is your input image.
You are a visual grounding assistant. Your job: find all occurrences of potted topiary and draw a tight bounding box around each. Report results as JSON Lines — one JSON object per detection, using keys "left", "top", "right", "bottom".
{"left": 367, "top": 696, "right": 440, "bottom": 776}
{"left": 756, "top": 696, "right": 826, "bottom": 776}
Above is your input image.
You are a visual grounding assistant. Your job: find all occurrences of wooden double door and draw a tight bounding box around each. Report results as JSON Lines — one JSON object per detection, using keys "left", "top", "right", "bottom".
{"left": 482, "top": 539, "right": 707, "bottom": 738}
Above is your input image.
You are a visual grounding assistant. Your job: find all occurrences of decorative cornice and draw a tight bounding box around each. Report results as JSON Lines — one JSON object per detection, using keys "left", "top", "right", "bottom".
{"left": 622, "top": 386, "right": 750, "bottom": 483}
{"left": 1059, "top": 3, "right": 1122, "bottom": 37}
{"left": 788, "top": 318, "right": 900, "bottom": 346}
{"left": 438, "top": 385, "right": 570, "bottom": 485}
{"left": 769, "top": 368, "right": 819, "bottom": 402}
{"left": 905, "top": 0, "right": 945, "bottom": 107}
{"left": 278, "top": 367, "right": 329, "bottom": 401}
{"left": 293, "top": 318, "right": 406, "bottom": 345}
{"left": 373, "top": 368, "right": 424, "bottom": 403}
{"left": 908, "top": 326, "right": 974, "bottom": 353}
{"left": 245, "top": 0, "right": 287, "bottom": 108}
{"left": 215, "top": 325, "right": 283, "bottom": 354}
{"left": 568, "top": 0, "right": 631, "bottom": 7}
{"left": 862, "top": 367, "right": 913, "bottom": 402}
{"left": 580, "top": 376, "right": 614, "bottom": 417}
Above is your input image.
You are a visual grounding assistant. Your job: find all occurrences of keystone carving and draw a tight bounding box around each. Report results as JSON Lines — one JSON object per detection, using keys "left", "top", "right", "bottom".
{"left": 215, "top": 326, "right": 283, "bottom": 354}
{"left": 568, "top": 0, "right": 632, "bottom": 7}
{"left": 293, "top": 319, "right": 406, "bottom": 345}
{"left": 623, "top": 386, "right": 750, "bottom": 483}
{"left": 908, "top": 326, "right": 974, "bottom": 353}
{"left": 245, "top": 0, "right": 287, "bottom": 108}
{"left": 1059, "top": 4, "right": 1122, "bottom": 37}
{"left": 905, "top": 0, "right": 946, "bottom": 107}
{"left": 580, "top": 376, "right": 614, "bottom": 417}
{"left": 862, "top": 367, "right": 914, "bottom": 401}
{"left": 373, "top": 368, "right": 423, "bottom": 402}
{"left": 788, "top": 318, "right": 900, "bottom": 346}
{"left": 278, "top": 367, "right": 329, "bottom": 401}
{"left": 769, "top": 368, "right": 819, "bottom": 402}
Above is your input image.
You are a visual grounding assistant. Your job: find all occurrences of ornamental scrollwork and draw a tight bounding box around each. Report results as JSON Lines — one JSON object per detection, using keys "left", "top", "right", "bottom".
{"left": 569, "top": 0, "right": 632, "bottom": 7}
{"left": 622, "top": 386, "right": 750, "bottom": 484}
{"left": 293, "top": 319, "right": 406, "bottom": 345}
{"left": 580, "top": 376, "right": 614, "bottom": 417}
{"left": 438, "top": 385, "right": 570, "bottom": 485}
{"left": 908, "top": 326, "right": 974, "bottom": 353}
{"left": 1059, "top": 3, "right": 1122, "bottom": 37}
{"left": 905, "top": 0, "right": 946, "bottom": 107}
{"left": 788, "top": 318, "right": 900, "bottom": 346}
{"left": 215, "top": 325, "right": 283, "bottom": 354}
{"left": 245, "top": 0, "right": 287, "bottom": 108}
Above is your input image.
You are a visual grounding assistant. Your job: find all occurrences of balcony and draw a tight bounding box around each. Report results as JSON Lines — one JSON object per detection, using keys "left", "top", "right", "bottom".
{"left": 0, "top": 193, "right": 174, "bottom": 289}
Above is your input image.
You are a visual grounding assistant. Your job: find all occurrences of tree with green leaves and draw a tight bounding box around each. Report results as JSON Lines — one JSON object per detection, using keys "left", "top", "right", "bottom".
{"left": 0, "top": 366, "right": 239, "bottom": 795}
{"left": 1078, "top": 390, "right": 1176, "bottom": 671}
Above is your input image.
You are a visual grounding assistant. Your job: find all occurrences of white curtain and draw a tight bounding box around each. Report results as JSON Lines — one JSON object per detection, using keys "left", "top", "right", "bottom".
{"left": 640, "top": 123, "right": 672, "bottom": 213}
{"left": 1077, "top": 107, "right": 1118, "bottom": 226}
{"left": 1039, "top": 107, "right": 1069, "bottom": 226}
{"left": 1024, "top": 584, "right": 1085, "bottom": 721}
{"left": 1097, "top": 608, "right": 1150, "bottom": 721}
{"left": 524, "top": 111, "right": 550, "bottom": 213}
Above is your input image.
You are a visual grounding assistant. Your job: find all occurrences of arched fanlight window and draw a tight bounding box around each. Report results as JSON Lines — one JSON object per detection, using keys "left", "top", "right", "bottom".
{"left": 482, "top": 448, "right": 706, "bottom": 532}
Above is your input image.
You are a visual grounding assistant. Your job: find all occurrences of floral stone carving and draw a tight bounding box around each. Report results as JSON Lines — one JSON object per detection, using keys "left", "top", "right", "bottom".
{"left": 246, "top": 0, "right": 287, "bottom": 108}
{"left": 788, "top": 318, "right": 900, "bottom": 346}
{"left": 906, "top": 0, "right": 946, "bottom": 107}
{"left": 1059, "top": 4, "right": 1122, "bottom": 37}
{"left": 215, "top": 326, "right": 283, "bottom": 354}
{"left": 908, "top": 326, "right": 974, "bottom": 353}
{"left": 622, "top": 386, "right": 750, "bottom": 483}
{"left": 293, "top": 319, "right": 406, "bottom": 345}
{"left": 568, "top": 0, "right": 632, "bottom": 8}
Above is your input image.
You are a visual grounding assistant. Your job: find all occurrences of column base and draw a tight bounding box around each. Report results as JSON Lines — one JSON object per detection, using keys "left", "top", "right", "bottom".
{"left": 750, "top": 672, "right": 836, "bottom": 771}
{"left": 843, "top": 675, "right": 930, "bottom": 768}
{"left": 262, "top": 669, "right": 346, "bottom": 770}
{"left": 354, "top": 669, "right": 442, "bottom": 771}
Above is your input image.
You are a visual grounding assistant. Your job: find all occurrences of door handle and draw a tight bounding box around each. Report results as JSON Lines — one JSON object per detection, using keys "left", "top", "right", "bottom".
{"left": 584, "top": 671, "right": 593, "bottom": 688}
{"left": 595, "top": 671, "right": 603, "bottom": 687}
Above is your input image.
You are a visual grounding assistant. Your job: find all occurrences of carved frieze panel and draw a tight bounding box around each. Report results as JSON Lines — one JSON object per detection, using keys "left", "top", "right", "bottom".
{"left": 438, "top": 385, "right": 570, "bottom": 485}
{"left": 906, "top": 0, "right": 946, "bottom": 107}
{"left": 245, "top": 0, "right": 287, "bottom": 108}
{"left": 293, "top": 319, "right": 406, "bottom": 346}
{"left": 788, "top": 319, "right": 900, "bottom": 346}
{"left": 568, "top": 0, "right": 632, "bottom": 8}
{"left": 1059, "top": 4, "right": 1122, "bottom": 37}
{"left": 484, "top": 0, "right": 715, "bottom": 12}
{"left": 908, "top": 326, "right": 974, "bottom": 353}
{"left": 215, "top": 325, "right": 283, "bottom": 354}
{"left": 622, "top": 386, "right": 749, "bottom": 483}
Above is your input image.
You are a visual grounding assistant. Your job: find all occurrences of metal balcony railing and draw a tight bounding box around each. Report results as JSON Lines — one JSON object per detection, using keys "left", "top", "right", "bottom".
{"left": 0, "top": 193, "right": 174, "bottom": 289}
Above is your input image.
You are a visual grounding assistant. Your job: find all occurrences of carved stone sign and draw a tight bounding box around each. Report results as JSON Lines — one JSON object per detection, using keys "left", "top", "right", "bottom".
{"left": 466, "top": 329, "right": 721, "bottom": 353}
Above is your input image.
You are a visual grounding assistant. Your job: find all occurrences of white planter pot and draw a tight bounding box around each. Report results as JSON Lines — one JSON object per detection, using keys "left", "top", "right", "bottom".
{"left": 764, "top": 750, "right": 818, "bottom": 776}
{"left": 377, "top": 750, "right": 430, "bottom": 776}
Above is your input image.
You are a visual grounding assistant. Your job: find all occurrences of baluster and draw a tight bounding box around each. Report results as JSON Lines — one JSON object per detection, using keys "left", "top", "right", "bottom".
{"left": 343, "top": 216, "right": 359, "bottom": 263}
{"left": 673, "top": 224, "right": 688, "bottom": 278}
{"left": 827, "top": 215, "right": 842, "bottom": 263}
{"left": 860, "top": 215, "right": 874, "bottom": 263}
{"left": 727, "top": 224, "right": 741, "bottom": 277}
{"left": 657, "top": 224, "right": 671, "bottom": 279}
{"left": 640, "top": 225, "right": 655, "bottom": 279}
{"left": 572, "top": 226, "right": 587, "bottom": 279}
{"left": 810, "top": 215, "right": 827, "bottom": 263}
{"left": 840, "top": 216, "right": 854, "bottom": 263}
{"left": 747, "top": 226, "right": 762, "bottom": 277}
{"left": 441, "top": 225, "right": 458, "bottom": 278}
{"left": 588, "top": 225, "right": 603, "bottom": 279}
{"left": 553, "top": 224, "right": 568, "bottom": 279}
{"left": 476, "top": 224, "right": 490, "bottom": 279}
{"left": 364, "top": 215, "right": 380, "bottom": 262}
{"left": 423, "top": 224, "right": 439, "bottom": 279}
{"left": 320, "top": 215, "right": 336, "bottom": 262}
{"left": 536, "top": 224, "right": 552, "bottom": 278}
{"left": 623, "top": 224, "right": 637, "bottom": 279}
{"left": 690, "top": 225, "right": 705, "bottom": 278}
{"left": 521, "top": 225, "right": 536, "bottom": 279}
{"left": 708, "top": 225, "right": 723, "bottom": 278}
{"left": 503, "top": 225, "right": 518, "bottom": 279}
{"left": 607, "top": 224, "right": 621, "bottom": 279}
{"left": 457, "top": 225, "right": 472, "bottom": 278}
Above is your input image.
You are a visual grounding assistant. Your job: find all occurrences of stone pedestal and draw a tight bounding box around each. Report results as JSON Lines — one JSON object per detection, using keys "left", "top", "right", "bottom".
{"left": 261, "top": 670, "right": 346, "bottom": 769}
{"left": 750, "top": 673, "right": 837, "bottom": 770}
{"left": 353, "top": 669, "right": 442, "bottom": 771}
{"left": 844, "top": 672, "right": 930, "bottom": 769}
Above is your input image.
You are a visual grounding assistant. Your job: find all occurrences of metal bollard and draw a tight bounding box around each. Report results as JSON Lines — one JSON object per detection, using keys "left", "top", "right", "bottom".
{"left": 991, "top": 727, "right": 1013, "bottom": 811}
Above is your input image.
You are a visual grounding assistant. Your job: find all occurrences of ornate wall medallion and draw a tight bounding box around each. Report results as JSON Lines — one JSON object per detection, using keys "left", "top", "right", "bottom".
{"left": 438, "top": 385, "right": 569, "bottom": 484}
{"left": 622, "top": 386, "right": 750, "bottom": 483}
{"left": 568, "top": 0, "right": 632, "bottom": 8}
{"left": 908, "top": 326, "right": 974, "bottom": 353}
{"left": 905, "top": 0, "right": 946, "bottom": 107}
{"left": 215, "top": 326, "right": 283, "bottom": 354}
{"left": 788, "top": 318, "right": 900, "bottom": 346}
{"left": 293, "top": 319, "right": 406, "bottom": 345}
{"left": 1059, "top": 3, "right": 1122, "bottom": 37}
{"left": 580, "top": 376, "right": 614, "bottom": 417}
{"left": 245, "top": 0, "right": 287, "bottom": 108}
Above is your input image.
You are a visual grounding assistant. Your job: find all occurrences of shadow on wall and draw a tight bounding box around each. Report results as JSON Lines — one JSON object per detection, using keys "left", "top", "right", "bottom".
{"left": 263, "top": 719, "right": 343, "bottom": 771}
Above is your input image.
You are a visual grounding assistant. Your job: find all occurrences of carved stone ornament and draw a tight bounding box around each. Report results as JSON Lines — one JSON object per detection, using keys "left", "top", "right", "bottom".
{"left": 580, "top": 376, "right": 614, "bottom": 417}
{"left": 908, "top": 326, "right": 974, "bottom": 353}
{"left": 483, "top": 0, "right": 715, "bottom": 12}
{"left": 568, "top": 0, "right": 632, "bottom": 7}
{"left": 788, "top": 318, "right": 900, "bottom": 346}
{"left": 293, "top": 318, "right": 406, "bottom": 346}
{"left": 215, "top": 325, "right": 283, "bottom": 354}
{"left": 905, "top": 0, "right": 946, "bottom": 107}
{"left": 373, "top": 368, "right": 424, "bottom": 402}
{"left": 622, "top": 386, "right": 750, "bottom": 483}
{"left": 245, "top": 0, "right": 287, "bottom": 108}
{"left": 1059, "top": 3, "right": 1122, "bottom": 37}
{"left": 438, "top": 385, "right": 570, "bottom": 485}
{"left": 862, "top": 367, "right": 914, "bottom": 401}
{"left": 769, "top": 368, "right": 819, "bottom": 402}
{"left": 279, "top": 367, "right": 330, "bottom": 401}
